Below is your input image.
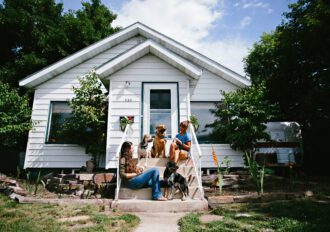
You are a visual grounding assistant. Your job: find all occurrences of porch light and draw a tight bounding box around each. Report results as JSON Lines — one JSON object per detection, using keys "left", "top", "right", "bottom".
{"left": 125, "top": 81, "right": 131, "bottom": 88}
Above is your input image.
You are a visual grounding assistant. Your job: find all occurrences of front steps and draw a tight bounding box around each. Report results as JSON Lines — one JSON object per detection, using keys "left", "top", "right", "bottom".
{"left": 114, "top": 158, "right": 207, "bottom": 212}
{"left": 112, "top": 199, "right": 208, "bottom": 213}
{"left": 118, "top": 186, "right": 203, "bottom": 200}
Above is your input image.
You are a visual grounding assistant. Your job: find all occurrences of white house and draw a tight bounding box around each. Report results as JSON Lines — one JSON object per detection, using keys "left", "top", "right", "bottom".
{"left": 19, "top": 22, "right": 250, "bottom": 170}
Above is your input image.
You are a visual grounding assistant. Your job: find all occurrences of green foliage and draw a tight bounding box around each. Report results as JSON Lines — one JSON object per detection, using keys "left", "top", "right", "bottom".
{"left": 0, "top": 194, "right": 140, "bottom": 231}
{"left": 209, "top": 83, "right": 280, "bottom": 152}
{"left": 0, "top": 82, "right": 33, "bottom": 148}
{"left": 244, "top": 0, "right": 330, "bottom": 171}
{"left": 63, "top": 70, "right": 107, "bottom": 165}
{"left": 190, "top": 115, "right": 200, "bottom": 132}
{"left": 0, "top": 0, "right": 120, "bottom": 87}
{"left": 34, "top": 171, "right": 41, "bottom": 196}
{"left": 120, "top": 116, "right": 133, "bottom": 131}
{"left": 179, "top": 200, "right": 330, "bottom": 232}
{"left": 245, "top": 151, "right": 265, "bottom": 195}
{"left": 222, "top": 156, "right": 231, "bottom": 175}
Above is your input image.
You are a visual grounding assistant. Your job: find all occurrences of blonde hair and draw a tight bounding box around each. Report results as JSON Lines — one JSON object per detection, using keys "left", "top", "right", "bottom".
{"left": 180, "top": 120, "right": 190, "bottom": 130}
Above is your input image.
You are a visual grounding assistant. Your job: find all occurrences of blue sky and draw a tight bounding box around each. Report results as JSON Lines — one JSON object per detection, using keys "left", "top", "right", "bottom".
{"left": 56, "top": 0, "right": 296, "bottom": 75}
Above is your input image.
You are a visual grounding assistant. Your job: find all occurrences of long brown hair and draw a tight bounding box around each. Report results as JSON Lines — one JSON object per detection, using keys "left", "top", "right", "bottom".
{"left": 120, "top": 141, "right": 137, "bottom": 173}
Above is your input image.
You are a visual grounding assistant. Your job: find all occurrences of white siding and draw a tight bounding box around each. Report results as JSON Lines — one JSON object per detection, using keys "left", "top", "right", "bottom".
{"left": 24, "top": 36, "right": 146, "bottom": 169}
{"left": 199, "top": 144, "right": 244, "bottom": 168}
{"left": 190, "top": 70, "right": 240, "bottom": 101}
{"left": 26, "top": 36, "right": 245, "bottom": 169}
{"left": 106, "top": 55, "right": 190, "bottom": 168}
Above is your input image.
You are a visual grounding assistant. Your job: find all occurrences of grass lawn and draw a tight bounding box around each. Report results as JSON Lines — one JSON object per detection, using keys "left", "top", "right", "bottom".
{"left": 179, "top": 199, "right": 330, "bottom": 232}
{"left": 0, "top": 194, "right": 139, "bottom": 232}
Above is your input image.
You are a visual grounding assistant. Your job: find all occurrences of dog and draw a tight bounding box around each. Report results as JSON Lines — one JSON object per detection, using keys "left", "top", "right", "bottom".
{"left": 138, "top": 134, "right": 153, "bottom": 159}
{"left": 151, "top": 124, "right": 167, "bottom": 158}
{"left": 163, "top": 161, "right": 189, "bottom": 201}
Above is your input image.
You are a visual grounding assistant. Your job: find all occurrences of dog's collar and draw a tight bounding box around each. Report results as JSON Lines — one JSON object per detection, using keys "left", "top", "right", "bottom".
{"left": 139, "top": 143, "right": 148, "bottom": 149}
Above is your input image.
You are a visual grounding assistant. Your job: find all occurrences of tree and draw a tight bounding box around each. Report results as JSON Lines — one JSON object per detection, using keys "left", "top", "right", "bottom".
{"left": 0, "top": 0, "right": 120, "bottom": 87}
{"left": 244, "top": 0, "right": 330, "bottom": 172}
{"left": 0, "top": 82, "right": 33, "bottom": 149}
{"left": 63, "top": 70, "right": 107, "bottom": 166}
{"left": 209, "top": 83, "right": 280, "bottom": 153}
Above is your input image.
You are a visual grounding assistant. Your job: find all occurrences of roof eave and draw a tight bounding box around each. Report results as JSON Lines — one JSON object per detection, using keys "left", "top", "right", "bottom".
{"left": 19, "top": 24, "right": 141, "bottom": 88}
{"left": 96, "top": 40, "right": 202, "bottom": 80}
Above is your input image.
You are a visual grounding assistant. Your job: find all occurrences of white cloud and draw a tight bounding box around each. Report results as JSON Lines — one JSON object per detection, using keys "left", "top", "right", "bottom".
{"left": 235, "top": 0, "right": 269, "bottom": 9}
{"left": 240, "top": 16, "right": 252, "bottom": 29}
{"left": 114, "top": 0, "right": 249, "bottom": 75}
{"left": 114, "top": 0, "right": 222, "bottom": 48}
{"left": 197, "top": 38, "right": 249, "bottom": 75}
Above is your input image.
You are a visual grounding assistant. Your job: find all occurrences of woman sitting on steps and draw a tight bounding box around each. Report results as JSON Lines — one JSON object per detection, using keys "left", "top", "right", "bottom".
{"left": 170, "top": 120, "right": 192, "bottom": 164}
{"left": 119, "top": 141, "right": 167, "bottom": 201}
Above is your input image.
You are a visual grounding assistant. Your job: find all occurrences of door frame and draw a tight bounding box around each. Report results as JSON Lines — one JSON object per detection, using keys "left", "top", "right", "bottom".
{"left": 141, "top": 82, "right": 179, "bottom": 140}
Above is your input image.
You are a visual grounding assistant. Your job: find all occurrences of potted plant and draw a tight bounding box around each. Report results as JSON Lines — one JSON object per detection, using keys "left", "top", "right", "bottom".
{"left": 190, "top": 115, "right": 200, "bottom": 132}
{"left": 120, "top": 116, "right": 133, "bottom": 131}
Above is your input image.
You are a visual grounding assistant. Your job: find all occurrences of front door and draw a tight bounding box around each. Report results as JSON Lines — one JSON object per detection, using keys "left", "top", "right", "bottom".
{"left": 143, "top": 83, "right": 178, "bottom": 139}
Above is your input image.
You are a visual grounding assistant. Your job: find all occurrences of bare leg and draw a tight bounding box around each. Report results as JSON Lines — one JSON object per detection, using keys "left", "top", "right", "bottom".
{"left": 174, "top": 150, "right": 180, "bottom": 163}
{"left": 170, "top": 142, "right": 177, "bottom": 161}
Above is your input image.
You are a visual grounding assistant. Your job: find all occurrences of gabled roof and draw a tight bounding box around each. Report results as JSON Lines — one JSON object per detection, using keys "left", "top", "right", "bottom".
{"left": 19, "top": 22, "right": 250, "bottom": 88}
{"left": 96, "top": 40, "right": 202, "bottom": 80}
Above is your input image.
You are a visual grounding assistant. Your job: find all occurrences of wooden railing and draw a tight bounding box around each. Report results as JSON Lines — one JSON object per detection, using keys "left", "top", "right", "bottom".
{"left": 189, "top": 124, "right": 204, "bottom": 199}
{"left": 115, "top": 125, "right": 134, "bottom": 200}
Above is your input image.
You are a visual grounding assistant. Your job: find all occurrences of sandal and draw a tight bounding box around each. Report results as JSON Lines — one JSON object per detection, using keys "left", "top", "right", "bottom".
{"left": 154, "top": 196, "right": 167, "bottom": 201}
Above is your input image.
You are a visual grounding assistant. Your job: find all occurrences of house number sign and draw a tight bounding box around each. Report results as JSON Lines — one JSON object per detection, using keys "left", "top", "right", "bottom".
{"left": 125, "top": 98, "right": 132, "bottom": 102}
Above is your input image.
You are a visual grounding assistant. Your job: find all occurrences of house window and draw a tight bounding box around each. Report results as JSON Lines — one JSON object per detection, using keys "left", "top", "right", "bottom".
{"left": 46, "top": 102, "right": 73, "bottom": 144}
{"left": 149, "top": 90, "right": 172, "bottom": 137}
{"left": 191, "top": 102, "right": 224, "bottom": 144}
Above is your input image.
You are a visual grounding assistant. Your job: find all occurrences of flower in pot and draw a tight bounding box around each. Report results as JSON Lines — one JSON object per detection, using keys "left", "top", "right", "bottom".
{"left": 120, "top": 116, "right": 133, "bottom": 131}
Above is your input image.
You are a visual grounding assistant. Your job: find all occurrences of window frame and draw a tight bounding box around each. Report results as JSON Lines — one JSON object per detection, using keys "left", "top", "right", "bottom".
{"left": 45, "top": 101, "right": 74, "bottom": 144}
{"left": 190, "top": 101, "right": 224, "bottom": 144}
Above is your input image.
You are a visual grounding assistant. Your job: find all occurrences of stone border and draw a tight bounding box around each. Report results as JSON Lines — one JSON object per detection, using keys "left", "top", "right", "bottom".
{"left": 207, "top": 192, "right": 310, "bottom": 208}
{"left": 11, "top": 194, "right": 112, "bottom": 206}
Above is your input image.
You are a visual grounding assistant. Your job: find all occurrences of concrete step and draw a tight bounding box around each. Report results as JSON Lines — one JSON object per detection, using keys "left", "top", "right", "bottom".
{"left": 111, "top": 199, "right": 208, "bottom": 212}
{"left": 138, "top": 158, "right": 194, "bottom": 167}
{"left": 143, "top": 166, "right": 197, "bottom": 179}
{"left": 118, "top": 186, "right": 203, "bottom": 200}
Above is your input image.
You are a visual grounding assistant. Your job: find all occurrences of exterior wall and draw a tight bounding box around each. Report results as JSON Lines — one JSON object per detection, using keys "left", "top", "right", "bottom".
{"left": 25, "top": 36, "right": 245, "bottom": 169}
{"left": 24, "top": 36, "right": 146, "bottom": 168}
{"left": 199, "top": 144, "right": 244, "bottom": 168}
{"left": 190, "top": 70, "right": 240, "bottom": 101}
{"left": 191, "top": 70, "right": 244, "bottom": 168}
{"left": 106, "top": 54, "right": 190, "bottom": 168}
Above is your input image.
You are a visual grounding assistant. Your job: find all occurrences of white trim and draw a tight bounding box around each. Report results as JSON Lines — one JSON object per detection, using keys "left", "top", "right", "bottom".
{"left": 19, "top": 22, "right": 250, "bottom": 89}
{"left": 95, "top": 40, "right": 202, "bottom": 80}
{"left": 105, "top": 79, "right": 114, "bottom": 170}
{"left": 186, "top": 80, "right": 191, "bottom": 118}
{"left": 143, "top": 83, "right": 178, "bottom": 140}
{"left": 137, "top": 24, "right": 250, "bottom": 87}
{"left": 19, "top": 25, "right": 139, "bottom": 88}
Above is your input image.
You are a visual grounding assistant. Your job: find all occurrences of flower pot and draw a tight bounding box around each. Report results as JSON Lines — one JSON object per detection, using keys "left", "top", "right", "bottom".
{"left": 86, "top": 159, "right": 95, "bottom": 173}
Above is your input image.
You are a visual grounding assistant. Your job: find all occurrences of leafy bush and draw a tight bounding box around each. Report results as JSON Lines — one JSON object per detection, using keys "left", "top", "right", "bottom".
{"left": 63, "top": 70, "right": 107, "bottom": 166}
{"left": 0, "top": 82, "right": 33, "bottom": 149}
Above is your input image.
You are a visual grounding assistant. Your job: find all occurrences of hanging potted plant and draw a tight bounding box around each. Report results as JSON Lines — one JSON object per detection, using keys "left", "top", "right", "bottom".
{"left": 120, "top": 116, "right": 133, "bottom": 131}
{"left": 190, "top": 115, "right": 200, "bottom": 132}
